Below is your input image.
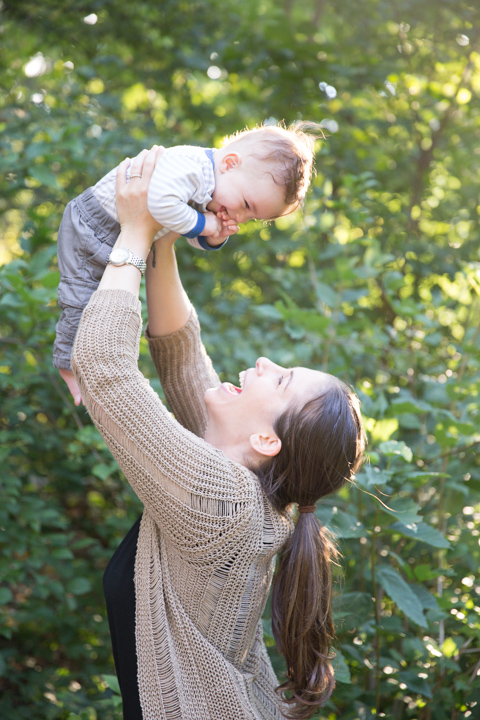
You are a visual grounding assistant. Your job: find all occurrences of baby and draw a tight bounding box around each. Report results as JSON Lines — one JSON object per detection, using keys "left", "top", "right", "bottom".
{"left": 54, "top": 121, "right": 319, "bottom": 402}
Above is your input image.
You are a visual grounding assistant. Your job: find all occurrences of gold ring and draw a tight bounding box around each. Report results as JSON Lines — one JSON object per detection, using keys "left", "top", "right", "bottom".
{"left": 130, "top": 174, "right": 142, "bottom": 179}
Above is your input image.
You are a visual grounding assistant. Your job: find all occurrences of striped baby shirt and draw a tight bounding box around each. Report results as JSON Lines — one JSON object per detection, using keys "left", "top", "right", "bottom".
{"left": 93, "top": 145, "right": 219, "bottom": 250}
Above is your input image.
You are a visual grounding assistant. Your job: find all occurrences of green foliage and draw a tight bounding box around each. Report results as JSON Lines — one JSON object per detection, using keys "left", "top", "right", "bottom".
{"left": 1, "top": 0, "right": 480, "bottom": 718}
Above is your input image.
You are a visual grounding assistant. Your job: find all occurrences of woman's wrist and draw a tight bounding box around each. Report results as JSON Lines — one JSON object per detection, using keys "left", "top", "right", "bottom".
{"left": 113, "top": 226, "right": 153, "bottom": 261}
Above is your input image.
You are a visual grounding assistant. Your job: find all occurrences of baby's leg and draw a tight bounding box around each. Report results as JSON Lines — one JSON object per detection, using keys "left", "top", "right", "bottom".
{"left": 54, "top": 188, "right": 120, "bottom": 370}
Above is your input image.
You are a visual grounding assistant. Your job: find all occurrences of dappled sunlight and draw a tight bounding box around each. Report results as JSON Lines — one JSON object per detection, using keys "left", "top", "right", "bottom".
{"left": 1, "top": 0, "right": 480, "bottom": 717}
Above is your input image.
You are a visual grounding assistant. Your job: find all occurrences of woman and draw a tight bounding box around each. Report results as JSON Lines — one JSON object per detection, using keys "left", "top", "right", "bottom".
{"left": 71, "top": 147, "right": 365, "bottom": 720}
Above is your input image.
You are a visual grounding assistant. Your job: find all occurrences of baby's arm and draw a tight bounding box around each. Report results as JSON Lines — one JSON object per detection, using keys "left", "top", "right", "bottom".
{"left": 148, "top": 151, "right": 238, "bottom": 243}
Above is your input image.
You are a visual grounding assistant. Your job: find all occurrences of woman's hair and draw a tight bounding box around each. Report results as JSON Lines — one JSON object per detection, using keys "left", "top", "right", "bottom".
{"left": 254, "top": 379, "right": 365, "bottom": 719}
{"left": 223, "top": 120, "right": 323, "bottom": 211}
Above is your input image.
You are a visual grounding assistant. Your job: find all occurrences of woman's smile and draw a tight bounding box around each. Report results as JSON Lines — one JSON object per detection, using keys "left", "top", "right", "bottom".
{"left": 221, "top": 382, "right": 242, "bottom": 395}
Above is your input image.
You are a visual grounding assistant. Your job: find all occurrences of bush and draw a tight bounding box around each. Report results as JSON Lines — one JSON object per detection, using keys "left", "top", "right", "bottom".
{"left": 1, "top": 1, "right": 479, "bottom": 717}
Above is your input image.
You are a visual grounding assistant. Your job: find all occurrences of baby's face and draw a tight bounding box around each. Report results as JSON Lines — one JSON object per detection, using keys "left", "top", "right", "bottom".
{"left": 211, "top": 154, "right": 287, "bottom": 225}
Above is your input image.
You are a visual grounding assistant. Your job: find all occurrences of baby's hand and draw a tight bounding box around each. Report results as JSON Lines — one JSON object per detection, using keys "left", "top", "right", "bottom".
{"left": 202, "top": 211, "right": 239, "bottom": 247}
{"left": 59, "top": 368, "right": 84, "bottom": 406}
{"left": 202, "top": 212, "right": 223, "bottom": 238}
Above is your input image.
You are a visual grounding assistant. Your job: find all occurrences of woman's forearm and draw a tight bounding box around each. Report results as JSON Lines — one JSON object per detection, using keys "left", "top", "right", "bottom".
{"left": 145, "top": 234, "right": 192, "bottom": 337}
{"left": 97, "top": 147, "right": 165, "bottom": 297}
{"left": 97, "top": 226, "right": 150, "bottom": 296}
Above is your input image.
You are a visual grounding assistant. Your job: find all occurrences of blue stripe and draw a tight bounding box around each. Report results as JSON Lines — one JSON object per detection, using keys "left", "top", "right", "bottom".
{"left": 196, "top": 236, "right": 229, "bottom": 251}
{"left": 183, "top": 211, "right": 206, "bottom": 239}
{"left": 205, "top": 148, "right": 215, "bottom": 170}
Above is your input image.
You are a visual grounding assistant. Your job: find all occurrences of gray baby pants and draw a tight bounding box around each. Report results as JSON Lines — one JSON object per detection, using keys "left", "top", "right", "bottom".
{"left": 54, "top": 188, "right": 120, "bottom": 370}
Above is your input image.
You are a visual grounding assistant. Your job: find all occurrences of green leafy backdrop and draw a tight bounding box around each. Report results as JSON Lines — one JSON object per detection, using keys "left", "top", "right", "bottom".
{"left": 1, "top": 1, "right": 479, "bottom": 718}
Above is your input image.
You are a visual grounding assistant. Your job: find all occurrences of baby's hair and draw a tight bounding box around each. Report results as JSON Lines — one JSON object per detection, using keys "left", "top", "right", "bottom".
{"left": 223, "top": 121, "right": 324, "bottom": 212}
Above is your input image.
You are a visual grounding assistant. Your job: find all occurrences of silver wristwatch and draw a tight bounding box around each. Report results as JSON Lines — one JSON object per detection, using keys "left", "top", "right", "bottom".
{"left": 107, "top": 247, "right": 147, "bottom": 276}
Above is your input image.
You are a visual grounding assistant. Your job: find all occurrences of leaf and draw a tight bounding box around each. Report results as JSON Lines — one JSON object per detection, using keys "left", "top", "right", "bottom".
{"left": 370, "top": 418, "right": 399, "bottom": 442}
{"left": 67, "top": 577, "right": 91, "bottom": 595}
{"left": 328, "top": 509, "right": 367, "bottom": 538}
{"left": 389, "top": 396, "right": 433, "bottom": 414}
{"left": 315, "top": 504, "right": 335, "bottom": 526}
{"left": 405, "top": 471, "right": 448, "bottom": 482}
{"left": 40, "top": 271, "right": 60, "bottom": 289}
{"left": 391, "top": 521, "right": 450, "bottom": 549}
{"left": 0, "top": 293, "right": 24, "bottom": 308}
{"left": 92, "top": 463, "right": 115, "bottom": 481}
{"left": 103, "top": 674, "right": 121, "bottom": 695}
{"left": 0, "top": 588, "right": 13, "bottom": 604}
{"left": 71, "top": 537, "right": 97, "bottom": 550}
{"left": 319, "top": 211, "right": 335, "bottom": 230}
{"left": 442, "top": 638, "right": 458, "bottom": 658}
{"left": 396, "top": 671, "right": 432, "bottom": 698}
{"left": 379, "top": 440, "right": 413, "bottom": 462}
{"left": 355, "top": 465, "right": 392, "bottom": 488}
{"left": 376, "top": 566, "right": 427, "bottom": 627}
{"left": 332, "top": 649, "right": 351, "bottom": 683}
{"left": 253, "top": 304, "right": 283, "bottom": 321}
{"left": 411, "top": 584, "right": 439, "bottom": 611}
{"left": 274, "top": 300, "right": 330, "bottom": 333}
{"left": 364, "top": 246, "right": 396, "bottom": 268}
{"left": 262, "top": 618, "right": 275, "bottom": 647}
{"left": 382, "top": 497, "right": 423, "bottom": 525}
{"left": 315, "top": 281, "right": 340, "bottom": 307}
{"left": 413, "top": 564, "right": 442, "bottom": 582}
{"left": 29, "top": 165, "right": 59, "bottom": 188}
{"left": 51, "top": 547, "right": 75, "bottom": 559}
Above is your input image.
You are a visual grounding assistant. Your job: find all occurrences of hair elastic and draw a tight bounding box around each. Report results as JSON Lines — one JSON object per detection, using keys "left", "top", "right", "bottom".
{"left": 298, "top": 505, "right": 316, "bottom": 514}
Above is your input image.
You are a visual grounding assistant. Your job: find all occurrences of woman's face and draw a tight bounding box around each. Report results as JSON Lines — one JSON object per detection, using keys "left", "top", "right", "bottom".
{"left": 204, "top": 357, "right": 335, "bottom": 456}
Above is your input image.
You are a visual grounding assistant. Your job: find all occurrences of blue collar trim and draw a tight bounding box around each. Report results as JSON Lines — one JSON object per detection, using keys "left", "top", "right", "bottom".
{"left": 205, "top": 148, "right": 215, "bottom": 170}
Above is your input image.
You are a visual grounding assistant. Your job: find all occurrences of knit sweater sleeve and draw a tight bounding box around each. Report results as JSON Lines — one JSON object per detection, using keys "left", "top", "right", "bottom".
{"left": 144, "top": 309, "right": 217, "bottom": 438}
{"left": 71, "top": 289, "right": 256, "bottom": 559}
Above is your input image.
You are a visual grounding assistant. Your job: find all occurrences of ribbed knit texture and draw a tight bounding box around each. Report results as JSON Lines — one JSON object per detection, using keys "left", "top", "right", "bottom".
{"left": 71, "top": 289, "right": 294, "bottom": 720}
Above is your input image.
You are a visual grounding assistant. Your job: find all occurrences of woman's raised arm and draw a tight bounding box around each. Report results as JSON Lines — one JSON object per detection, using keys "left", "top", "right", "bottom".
{"left": 145, "top": 234, "right": 192, "bottom": 337}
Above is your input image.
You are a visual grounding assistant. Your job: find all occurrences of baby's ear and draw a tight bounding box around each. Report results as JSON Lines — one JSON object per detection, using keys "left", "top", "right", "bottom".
{"left": 220, "top": 152, "right": 242, "bottom": 172}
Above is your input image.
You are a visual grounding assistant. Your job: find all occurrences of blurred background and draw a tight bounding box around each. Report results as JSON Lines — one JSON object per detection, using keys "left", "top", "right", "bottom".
{"left": 1, "top": 1, "right": 479, "bottom": 718}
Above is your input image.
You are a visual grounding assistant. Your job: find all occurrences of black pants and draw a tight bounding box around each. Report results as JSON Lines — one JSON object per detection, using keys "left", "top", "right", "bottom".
{"left": 103, "top": 516, "right": 143, "bottom": 720}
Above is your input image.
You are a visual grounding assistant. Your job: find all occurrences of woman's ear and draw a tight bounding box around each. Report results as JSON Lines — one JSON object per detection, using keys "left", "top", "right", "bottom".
{"left": 219, "top": 152, "right": 242, "bottom": 173}
{"left": 249, "top": 432, "right": 282, "bottom": 458}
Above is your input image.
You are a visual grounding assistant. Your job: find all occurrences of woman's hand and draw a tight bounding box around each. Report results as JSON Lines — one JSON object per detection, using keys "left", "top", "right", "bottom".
{"left": 116, "top": 145, "right": 164, "bottom": 247}
{"left": 97, "top": 145, "right": 167, "bottom": 294}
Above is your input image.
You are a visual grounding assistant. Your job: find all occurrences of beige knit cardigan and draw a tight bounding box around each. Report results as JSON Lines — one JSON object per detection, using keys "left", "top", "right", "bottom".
{"left": 71, "top": 289, "right": 295, "bottom": 720}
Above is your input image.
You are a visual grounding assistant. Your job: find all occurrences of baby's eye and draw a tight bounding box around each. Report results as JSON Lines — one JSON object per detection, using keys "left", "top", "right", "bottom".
{"left": 245, "top": 200, "right": 250, "bottom": 209}
{"left": 277, "top": 375, "right": 284, "bottom": 386}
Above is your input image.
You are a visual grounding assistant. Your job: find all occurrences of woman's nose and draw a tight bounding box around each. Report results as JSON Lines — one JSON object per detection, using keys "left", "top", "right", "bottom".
{"left": 256, "top": 357, "right": 277, "bottom": 374}
{"left": 256, "top": 357, "right": 267, "bottom": 374}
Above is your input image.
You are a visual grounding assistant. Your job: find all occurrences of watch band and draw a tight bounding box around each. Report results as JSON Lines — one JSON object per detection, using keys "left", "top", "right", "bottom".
{"left": 125, "top": 252, "right": 147, "bottom": 276}
{"left": 107, "top": 247, "right": 147, "bottom": 276}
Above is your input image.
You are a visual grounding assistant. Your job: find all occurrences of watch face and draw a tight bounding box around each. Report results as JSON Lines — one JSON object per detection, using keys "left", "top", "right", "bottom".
{"left": 109, "top": 247, "right": 130, "bottom": 265}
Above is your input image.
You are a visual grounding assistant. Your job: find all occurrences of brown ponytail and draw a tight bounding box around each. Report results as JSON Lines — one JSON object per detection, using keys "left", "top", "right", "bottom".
{"left": 255, "top": 380, "right": 365, "bottom": 719}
